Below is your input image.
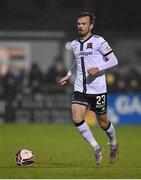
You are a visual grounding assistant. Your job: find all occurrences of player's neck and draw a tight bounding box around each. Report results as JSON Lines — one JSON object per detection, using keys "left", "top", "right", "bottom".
{"left": 80, "top": 33, "right": 92, "bottom": 42}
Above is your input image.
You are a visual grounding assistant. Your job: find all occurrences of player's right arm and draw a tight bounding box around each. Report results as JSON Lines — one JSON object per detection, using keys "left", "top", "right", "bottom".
{"left": 59, "top": 74, "right": 70, "bottom": 85}
{"left": 59, "top": 40, "right": 77, "bottom": 86}
{"left": 59, "top": 60, "right": 76, "bottom": 86}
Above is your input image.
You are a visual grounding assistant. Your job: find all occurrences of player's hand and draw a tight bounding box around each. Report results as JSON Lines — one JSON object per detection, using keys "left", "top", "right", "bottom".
{"left": 87, "top": 67, "right": 100, "bottom": 75}
{"left": 59, "top": 75, "right": 70, "bottom": 85}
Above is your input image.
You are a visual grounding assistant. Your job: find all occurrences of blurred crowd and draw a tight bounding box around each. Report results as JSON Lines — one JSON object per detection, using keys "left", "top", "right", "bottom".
{"left": 0, "top": 56, "right": 141, "bottom": 100}
{"left": 107, "top": 59, "right": 141, "bottom": 92}
{"left": 0, "top": 56, "right": 68, "bottom": 99}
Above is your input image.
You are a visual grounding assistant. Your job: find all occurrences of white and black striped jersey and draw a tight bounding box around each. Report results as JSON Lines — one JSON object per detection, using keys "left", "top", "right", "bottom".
{"left": 67, "top": 35, "right": 118, "bottom": 94}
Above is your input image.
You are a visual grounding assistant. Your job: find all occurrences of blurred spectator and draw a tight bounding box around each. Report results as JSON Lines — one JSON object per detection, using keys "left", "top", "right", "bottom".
{"left": 127, "top": 67, "right": 141, "bottom": 92}
{"left": 110, "top": 60, "right": 141, "bottom": 92}
{"left": 45, "top": 56, "right": 67, "bottom": 93}
{"left": 28, "top": 62, "right": 44, "bottom": 93}
{"left": 45, "top": 56, "right": 67, "bottom": 84}
{"left": 2, "top": 66, "right": 18, "bottom": 99}
{"left": 115, "top": 62, "right": 129, "bottom": 92}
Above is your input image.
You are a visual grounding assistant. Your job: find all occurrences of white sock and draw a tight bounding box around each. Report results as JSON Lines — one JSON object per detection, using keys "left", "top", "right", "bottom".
{"left": 75, "top": 120, "right": 100, "bottom": 151}
{"left": 105, "top": 122, "right": 117, "bottom": 146}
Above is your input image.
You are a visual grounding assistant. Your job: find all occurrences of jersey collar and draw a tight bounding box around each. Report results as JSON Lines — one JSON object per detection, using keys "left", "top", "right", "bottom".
{"left": 78, "top": 34, "right": 93, "bottom": 44}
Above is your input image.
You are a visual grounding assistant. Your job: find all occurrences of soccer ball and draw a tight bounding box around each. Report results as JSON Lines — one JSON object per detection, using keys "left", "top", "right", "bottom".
{"left": 16, "top": 149, "right": 35, "bottom": 166}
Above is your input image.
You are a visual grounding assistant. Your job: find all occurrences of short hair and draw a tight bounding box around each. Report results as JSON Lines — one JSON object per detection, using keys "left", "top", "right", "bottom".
{"left": 77, "top": 12, "right": 96, "bottom": 24}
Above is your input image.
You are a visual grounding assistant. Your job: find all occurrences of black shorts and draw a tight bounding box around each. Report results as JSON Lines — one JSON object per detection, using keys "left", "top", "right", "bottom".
{"left": 71, "top": 91, "right": 107, "bottom": 115}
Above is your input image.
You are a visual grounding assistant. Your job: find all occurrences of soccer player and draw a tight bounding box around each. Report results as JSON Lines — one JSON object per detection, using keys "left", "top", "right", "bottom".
{"left": 59, "top": 12, "right": 119, "bottom": 165}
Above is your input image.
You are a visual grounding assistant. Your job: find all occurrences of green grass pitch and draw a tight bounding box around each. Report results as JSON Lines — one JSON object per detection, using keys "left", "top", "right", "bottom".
{"left": 0, "top": 123, "right": 141, "bottom": 178}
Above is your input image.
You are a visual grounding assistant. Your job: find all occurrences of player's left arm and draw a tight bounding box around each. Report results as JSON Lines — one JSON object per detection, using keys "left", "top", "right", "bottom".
{"left": 98, "top": 52, "right": 118, "bottom": 71}
{"left": 98, "top": 40, "right": 118, "bottom": 71}
{"left": 88, "top": 39, "right": 118, "bottom": 75}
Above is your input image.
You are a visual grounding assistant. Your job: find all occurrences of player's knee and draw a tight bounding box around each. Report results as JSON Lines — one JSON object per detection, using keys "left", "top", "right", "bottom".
{"left": 71, "top": 104, "right": 86, "bottom": 123}
{"left": 72, "top": 113, "right": 83, "bottom": 123}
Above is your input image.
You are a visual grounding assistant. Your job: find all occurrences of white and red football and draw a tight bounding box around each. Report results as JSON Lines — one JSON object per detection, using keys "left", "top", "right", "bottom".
{"left": 16, "top": 149, "right": 35, "bottom": 166}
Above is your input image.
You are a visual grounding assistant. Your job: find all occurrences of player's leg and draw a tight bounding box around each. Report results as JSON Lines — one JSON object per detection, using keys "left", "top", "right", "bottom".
{"left": 96, "top": 113, "right": 116, "bottom": 144}
{"left": 96, "top": 113, "right": 119, "bottom": 163}
{"left": 71, "top": 91, "right": 103, "bottom": 165}
{"left": 71, "top": 104, "right": 103, "bottom": 165}
{"left": 89, "top": 93, "right": 119, "bottom": 163}
{"left": 72, "top": 103, "right": 100, "bottom": 150}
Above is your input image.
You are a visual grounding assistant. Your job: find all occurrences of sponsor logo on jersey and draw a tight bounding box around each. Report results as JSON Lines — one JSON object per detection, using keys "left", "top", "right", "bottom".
{"left": 79, "top": 51, "right": 92, "bottom": 56}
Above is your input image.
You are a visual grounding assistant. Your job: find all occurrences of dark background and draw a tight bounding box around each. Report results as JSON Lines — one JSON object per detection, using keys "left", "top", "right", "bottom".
{"left": 0, "top": 0, "right": 140, "bottom": 35}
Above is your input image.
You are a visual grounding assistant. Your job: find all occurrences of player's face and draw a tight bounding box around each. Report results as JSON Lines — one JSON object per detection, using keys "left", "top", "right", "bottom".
{"left": 77, "top": 16, "right": 93, "bottom": 37}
